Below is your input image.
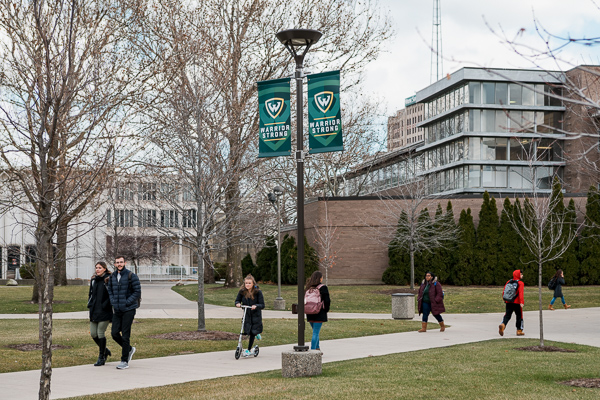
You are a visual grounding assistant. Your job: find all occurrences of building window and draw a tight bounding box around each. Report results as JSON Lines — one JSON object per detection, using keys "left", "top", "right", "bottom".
{"left": 113, "top": 210, "right": 134, "bottom": 227}
{"left": 161, "top": 210, "right": 179, "bottom": 228}
{"left": 138, "top": 183, "right": 157, "bottom": 200}
{"left": 183, "top": 209, "right": 197, "bottom": 228}
{"left": 138, "top": 209, "right": 157, "bottom": 228}
{"left": 468, "top": 166, "right": 481, "bottom": 188}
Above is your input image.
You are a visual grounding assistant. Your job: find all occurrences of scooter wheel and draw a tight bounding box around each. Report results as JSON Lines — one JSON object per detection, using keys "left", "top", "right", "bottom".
{"left": 254, "top": 346, "right": 259, "bottom": 357}
{"left": 235, "top": 347, "right": 241, "bottom": 360}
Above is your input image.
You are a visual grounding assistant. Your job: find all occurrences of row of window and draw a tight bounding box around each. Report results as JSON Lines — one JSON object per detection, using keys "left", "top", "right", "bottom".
{"left": 114, "top": 183, "right": 195, "bottom": 202}
{"left": 424, "top": 82, "right": 562, "bottom": 120}
{"left": 425, "top": 165, "right": 558, "bottom": 193}
{"left": 425, "top": 110, "right": 563, "bottom": 143}
{"left": 107, "top": 209, "right": 197, "bottom": 228}
{"left": 425, "top": 137, "right": 562, "bottom": 169}
{"left": 342, "top": 135, "right": 560, "bottom": 196}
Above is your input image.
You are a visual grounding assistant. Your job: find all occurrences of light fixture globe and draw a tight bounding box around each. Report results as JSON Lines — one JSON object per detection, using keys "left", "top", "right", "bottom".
{"left": 273, "top": 186, "right": 284, "bottom": 195}
{"left": 276, "top": 29, "right": 322, "bottom": 47}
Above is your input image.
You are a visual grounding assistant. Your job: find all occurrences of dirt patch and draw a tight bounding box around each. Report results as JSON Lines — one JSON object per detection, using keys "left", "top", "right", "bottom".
{"left": 150, "top": 330, "right": 239, "bottom": 341}
{"left": 6, "top": 344, "right": 72, "bottom": 351}
{"left": 515, "top": 346, "right": 576, "bottom": 353}
{"left": 375, "top": 288, "right": 418, "bottom": 295}
{"left": 560, "top": 378, "right": 600, "bottom": 388}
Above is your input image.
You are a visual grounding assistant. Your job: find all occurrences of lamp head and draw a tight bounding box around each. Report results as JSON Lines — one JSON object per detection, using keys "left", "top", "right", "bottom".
{"left": 273, "top": 186, "right": 284, "bottom": 196}
{"left": 267, "top": 192, "right": 277, "bottom": 204}
{"left": 276, "top": 29, "right": 322, "bottom": 47}
{"left": 276, "top": 29, "right": 322, "bottom": 67}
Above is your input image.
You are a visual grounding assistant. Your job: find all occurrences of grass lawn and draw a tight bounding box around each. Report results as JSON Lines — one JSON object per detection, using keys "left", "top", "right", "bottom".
{"left": 0, "top": 285, "right": 89, "bottom": 314}
{"left": 0, "top": 318, "right": 419, "bottom": 373}
{"left": 173, "top": 283, "right": 600, "bottom": 314}
{"left": 69, "top": 339, "right": 600, "bottom": 400}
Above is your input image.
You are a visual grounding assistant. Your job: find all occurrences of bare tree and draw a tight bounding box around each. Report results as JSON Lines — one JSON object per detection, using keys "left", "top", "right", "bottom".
{"left": 188, "top": 0, "right": 393, "bottom": 286}
{"left": 506, "top": 174, "right": 578, "bottom": 347}
{"left": 0, "top": 1, "right": 151, "bottom": 397}
{"left": 312, "top": 201, "right": 342, "bottom": 285}
{"left": 364, "top": 154, "right": 460, "bottom": 289}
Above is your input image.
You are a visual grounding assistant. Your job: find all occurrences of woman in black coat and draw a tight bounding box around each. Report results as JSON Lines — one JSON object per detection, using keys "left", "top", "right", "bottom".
{"left": 235, "top": 274, "right": 264, "bottom": 356}
{"left": 305, "top": 271, "right": 331, "bottom": 351}
{"left": 549, "top": 269, "right": 570, "bottom": 310}
{"left": 88, "top": 262, "right": 113, "bottom": 366}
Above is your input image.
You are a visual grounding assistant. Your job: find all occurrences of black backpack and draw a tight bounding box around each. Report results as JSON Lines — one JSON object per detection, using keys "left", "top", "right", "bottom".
{"left": 548, "top": 277, "right": 557, "bottom": 291}
{"left": 502, "top": 280, "right": 519, "bottom": 302}
{"left": 127, "top": 271, "right": 142, "bottom": 307}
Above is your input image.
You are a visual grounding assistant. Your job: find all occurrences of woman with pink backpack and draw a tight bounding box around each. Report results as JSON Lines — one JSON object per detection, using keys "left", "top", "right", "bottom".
{"left": 304, "top": 271, "right": 331, "bottom": 352}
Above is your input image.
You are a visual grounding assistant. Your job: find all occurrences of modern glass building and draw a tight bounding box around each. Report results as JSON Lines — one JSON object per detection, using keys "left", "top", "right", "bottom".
{"left": 342, "top": 67, "right": 569, "bottom": 196}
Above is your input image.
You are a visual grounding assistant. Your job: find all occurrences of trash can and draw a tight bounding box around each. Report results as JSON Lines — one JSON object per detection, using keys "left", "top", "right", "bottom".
{"left": 391, "top": 293, "right": 415, "bottom": 319}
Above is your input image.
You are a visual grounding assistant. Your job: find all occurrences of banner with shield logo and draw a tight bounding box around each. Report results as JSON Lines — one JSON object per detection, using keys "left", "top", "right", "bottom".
{"left": 307, "top": 70, "right": 343, "bottom": 154}
{"left": 258, "top": 78, "right": 291, "bottom": 158}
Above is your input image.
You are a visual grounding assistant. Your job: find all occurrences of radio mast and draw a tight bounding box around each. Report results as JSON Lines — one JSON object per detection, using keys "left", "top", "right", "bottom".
{"left": 430, "top": 0, "right": 443, "bottom": 83}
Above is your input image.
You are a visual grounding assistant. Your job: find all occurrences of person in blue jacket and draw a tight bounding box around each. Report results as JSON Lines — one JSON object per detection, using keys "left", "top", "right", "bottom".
{"left": 107, "top": 256, "right": 141, "bottom": 369}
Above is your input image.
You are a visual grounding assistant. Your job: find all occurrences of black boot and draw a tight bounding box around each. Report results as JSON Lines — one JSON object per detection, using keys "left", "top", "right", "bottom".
{"left": 101, "top": 338, "right": 111, "bottom": 358}
{"left": 94, "top": 338, "right": 106, "bottom": 366}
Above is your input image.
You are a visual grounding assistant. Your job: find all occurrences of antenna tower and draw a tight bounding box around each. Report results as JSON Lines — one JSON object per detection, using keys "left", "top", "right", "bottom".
{"left": 430, "top": 0, "right": 443, "bottom": 83}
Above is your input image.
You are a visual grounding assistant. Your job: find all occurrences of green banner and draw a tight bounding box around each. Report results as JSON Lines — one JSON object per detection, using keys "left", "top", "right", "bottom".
{"left": 258, "top": 78, "right": 291, "bottom": 158}
{"left": 307, "top": 70, "right": 343, "bottom": 154}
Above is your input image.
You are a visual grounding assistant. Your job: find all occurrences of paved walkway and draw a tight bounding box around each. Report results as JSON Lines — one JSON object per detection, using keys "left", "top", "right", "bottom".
{"left": 0, "top": 283, "right": 598, "bottom": 399}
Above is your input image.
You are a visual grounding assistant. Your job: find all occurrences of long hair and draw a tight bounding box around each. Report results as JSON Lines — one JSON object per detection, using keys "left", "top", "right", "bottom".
{"left": 240, "top": 274, "right": 259, "bottom": 299}
{"left": 93, "top": 261, "right": 111, "bottom": 279}
{"left": 552, "top": 269, "right": 563, "bottom": 281}
{"left": 305, "top": 271, "right": 323, "bottom": 292}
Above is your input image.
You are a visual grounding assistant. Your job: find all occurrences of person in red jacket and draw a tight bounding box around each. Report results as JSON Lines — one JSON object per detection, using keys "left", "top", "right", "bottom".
{"left": 499, "top": 269, "right": 525, "bottom": 337}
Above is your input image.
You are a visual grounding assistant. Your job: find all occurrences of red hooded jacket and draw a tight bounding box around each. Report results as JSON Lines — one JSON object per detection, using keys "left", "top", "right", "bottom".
{"left": 503, "top": 269, "right": 525, "bottom": 305}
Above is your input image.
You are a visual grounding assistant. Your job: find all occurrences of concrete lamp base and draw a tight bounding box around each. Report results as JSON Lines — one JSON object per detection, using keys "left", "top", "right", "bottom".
{"left": 273, "top": 298, "right": 286, "bottom": 310}
{"left": 281, "top": 350, "right": 322, "bottom": 378}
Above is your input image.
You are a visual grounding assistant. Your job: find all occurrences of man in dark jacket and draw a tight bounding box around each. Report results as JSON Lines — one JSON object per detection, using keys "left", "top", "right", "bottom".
{"left": 499, "top": 269, "right": 525, "bottom": 337}
{"left": 107, "top": 256, "right": 141, "bottom": 369}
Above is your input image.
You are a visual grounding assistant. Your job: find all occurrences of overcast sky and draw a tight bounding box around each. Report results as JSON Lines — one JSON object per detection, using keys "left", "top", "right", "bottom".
{"left": 364, "top": 0, "right": 600, "bottom": 116}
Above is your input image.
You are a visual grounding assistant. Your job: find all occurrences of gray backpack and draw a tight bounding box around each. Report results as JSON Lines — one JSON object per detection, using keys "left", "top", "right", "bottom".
{"left": 502, "top": 280, "right": 518, "bottom": 302}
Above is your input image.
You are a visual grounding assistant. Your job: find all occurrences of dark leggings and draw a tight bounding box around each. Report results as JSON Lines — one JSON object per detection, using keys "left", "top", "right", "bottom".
{"left": 422, "top": 302, "right": 443, "bottom": 323}
{"left": 248, "top": 334, "right": 255, "bottom": 350}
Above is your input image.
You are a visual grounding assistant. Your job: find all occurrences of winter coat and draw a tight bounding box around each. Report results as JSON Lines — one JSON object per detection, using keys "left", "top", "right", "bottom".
{"left": 88, "top": 273, "right": 113, "bottom": 322}
{"left": 235, "top": 289, "right": 264, "bottom": 335}
{"left": 553, "top": 277, "right": 565, "bottom": 298}
{"left": 418, "top": 277, "right": 445, "bottom": 315}
{"left": 503, "top": 269, "right": 525, "bottom": 305}
{"left": 107, "top": 267, "right": 141, "bottom": 313}
{"left": 306, "top": 285, "right": 331, "bottom": 323}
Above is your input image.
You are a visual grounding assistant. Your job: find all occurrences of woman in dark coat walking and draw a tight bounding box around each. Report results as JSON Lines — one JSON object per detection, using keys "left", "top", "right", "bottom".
{"left": 88, "top": 262, "right": 113, "bottom": 366}
{"left": 549, "top": 269, "right": 571, "bottom": 310}
{"left": 235, "top": 274, "right": 264, "bottom": 356}
{"left": 305, "top": 271, "right": 331, "bottom": 351}
{"left": 417, "top": 271, "right": 445, "bottom": 333}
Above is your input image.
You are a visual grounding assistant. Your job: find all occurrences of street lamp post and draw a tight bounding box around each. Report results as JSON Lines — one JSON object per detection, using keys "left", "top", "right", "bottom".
{"left": 276, "top": 29, "right": 322, "bottom": 352}
{"left": 268, "top": 186, "right": 285, "bottom": 310}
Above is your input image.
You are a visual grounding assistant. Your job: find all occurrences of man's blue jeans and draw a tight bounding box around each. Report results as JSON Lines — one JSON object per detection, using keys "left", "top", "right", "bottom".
{"left": 309, "top": 322, "right": 322, "bottom": 350}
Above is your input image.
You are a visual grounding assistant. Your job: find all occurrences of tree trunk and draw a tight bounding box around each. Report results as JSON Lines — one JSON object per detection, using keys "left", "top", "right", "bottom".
{"left": 410, "top": 249, "right": 415, "bottom": 290}
{"left": 538, "top": 259, "right": 544, "bottom": 347}
{"left": 203, "top": 253, "right": 215, "bottom": 284}
{"left": 55, "top": 219, "right": 68, "bottom": 286}
{"left": 38, "top": 228, "right": 55, "bottom": 400}
{"left": 197, "top": 250, "right": 206, "bottom": 332}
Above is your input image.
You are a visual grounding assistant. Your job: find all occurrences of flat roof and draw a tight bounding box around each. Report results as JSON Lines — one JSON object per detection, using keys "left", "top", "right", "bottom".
{"left": 416, "top": 67, "right": 565, "bottom": 103}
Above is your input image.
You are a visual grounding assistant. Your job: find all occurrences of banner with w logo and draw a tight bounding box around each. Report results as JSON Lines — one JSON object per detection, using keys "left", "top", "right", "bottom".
{"left": 258, "top": 78, "right": 291, "bottom": 158}
{"left": 307, "top": 70, "right": 343, "bottom": 154}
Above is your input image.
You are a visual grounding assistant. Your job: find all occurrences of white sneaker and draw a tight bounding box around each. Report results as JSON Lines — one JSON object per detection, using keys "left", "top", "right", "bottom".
{"left": 128, "top": 346, "right": 136, "bottom": 363}
{"left": 116, "top": 361, "right": 129, "bottom": 369}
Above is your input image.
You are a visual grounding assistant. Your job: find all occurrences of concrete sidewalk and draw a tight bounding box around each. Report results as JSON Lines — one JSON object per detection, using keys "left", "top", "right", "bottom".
{"left": 0, "top": 283, "right": 598, "bottom": 399}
